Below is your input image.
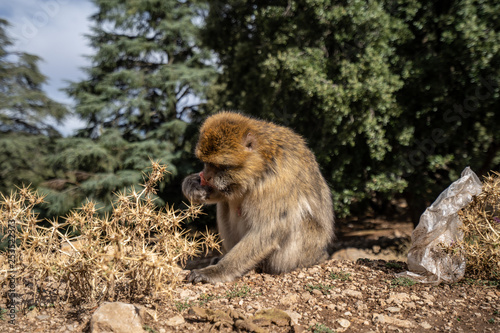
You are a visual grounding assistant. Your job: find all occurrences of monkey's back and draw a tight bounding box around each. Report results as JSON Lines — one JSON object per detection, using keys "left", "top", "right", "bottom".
{"left": 185, "top": 112, "right": 335, "bottom": 283}
{"left": 231, "top": 115, "right": 335, "bottom": 273}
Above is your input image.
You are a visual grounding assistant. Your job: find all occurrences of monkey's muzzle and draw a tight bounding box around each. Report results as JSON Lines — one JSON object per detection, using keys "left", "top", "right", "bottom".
{"left": 199, "top": 171, "right": 209, "bottom": 186}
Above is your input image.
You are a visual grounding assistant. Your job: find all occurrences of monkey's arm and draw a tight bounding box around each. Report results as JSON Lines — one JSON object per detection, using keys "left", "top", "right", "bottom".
{"left": 187, "top": 228, "right": 280, "bottom": 283}
{"left": 182, "top": 173, "right": 224, "bottom": 204}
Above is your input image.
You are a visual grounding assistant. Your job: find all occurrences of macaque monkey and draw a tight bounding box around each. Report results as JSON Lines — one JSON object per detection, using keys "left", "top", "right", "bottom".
{"left": 183, "top": 112, "right": 335, "bottom": 283}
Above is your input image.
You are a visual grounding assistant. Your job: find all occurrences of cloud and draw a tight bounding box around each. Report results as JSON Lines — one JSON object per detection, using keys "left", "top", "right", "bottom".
{"left": 1, "top": 0, "right": 97, "bottom": 135}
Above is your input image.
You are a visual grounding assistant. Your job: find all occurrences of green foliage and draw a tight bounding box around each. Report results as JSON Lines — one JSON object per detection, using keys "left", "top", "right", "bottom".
{"left": 390, "top": 277, "right": 417, "bottom": 287}
{"left": 461, "top": 278, "right": 499, "bottom": 287}
{"left": 0, "top": 19, "right": 68, "bottom": 137}
{"left": 175, "top": 299, "right": 193, "bottom": 312}
{"left": 3, "top": 0, "right": 500, "bottom": 224}
{"left": 309, "top": 323, "right": 336, "bottom": 333}
{"left": 0, "top": 19, "right": 68, "bottom": 196}
{"left": 225, "top": 284, "right": 251, "bottom": 299}
{"left": 385, "top": 262, "right": 403, "bottom": 269}
{"left": 397, "top": 0, "right": 500, "bottom": 221}
{"left": 202, "top": 0, "right": 500, "bottom": 220}
{"left": 65, "top": 0, "right": 216, "bottom": 142}
{"left": 41, "top": 0, "right": 219, "bottom": 218}
{"left": 329, "top": 271, "right": 351, "bottom": 281}
{"left": 306, "top": 283, "right": 333, "bottom": 295}
{"left": 203, "top": 0, "right": 412, "bottom": 217}
{"left": 0, "top": 133, "right": 55, "bottom": 194}
{"left": 0, "top": 307, "right": 7, "bottom": 321}
{"left": 174, "top": 293, "right": 219, "bottom": 312}
{"left": 143, "top": 326, "right": 157, "bottom": 333}
{"left": 0, "top": 0, "right": 217, "bottom": 218}
{"left": 37, "top": 129, "right": 180, "bottom": 218}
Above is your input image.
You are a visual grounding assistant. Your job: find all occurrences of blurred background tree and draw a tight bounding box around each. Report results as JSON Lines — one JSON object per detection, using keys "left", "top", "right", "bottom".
{"left": 42, "top": 0, "right": 217, "bottom": 217}
{"left": 202, "top": 0, "right": 500, "bottom": 224}
{"left": 0, "top": 18, "right": 68, "bottom": 195}
{"left": 202, "top": 0, "right": 413, "bottom": 218}
{"left": 395, "top": 0, "right": 500, "bottom": 223}
{"left": 66, "top": 0, "right": 215, "bottom": 140}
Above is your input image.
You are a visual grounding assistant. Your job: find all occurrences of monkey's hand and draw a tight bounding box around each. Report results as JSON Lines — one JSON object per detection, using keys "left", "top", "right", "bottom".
{"left": 182, "top": 173, "right": 222, "bottom": 204}
{"left": 187, "top": 230, "right": 280, "bottom": 284}
{"left": 187, "top": 265, "right": 235, "bottom": 284}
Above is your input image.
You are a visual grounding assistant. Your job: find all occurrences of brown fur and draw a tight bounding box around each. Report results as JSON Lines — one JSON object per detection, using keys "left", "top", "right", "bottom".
{"left": 182, "top": 112, "right": 335, "bottom": 283}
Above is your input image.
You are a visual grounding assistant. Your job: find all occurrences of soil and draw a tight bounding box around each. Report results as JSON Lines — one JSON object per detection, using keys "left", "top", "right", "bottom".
{"left": 1, "top": 218, "right": 499, "bottom": 333}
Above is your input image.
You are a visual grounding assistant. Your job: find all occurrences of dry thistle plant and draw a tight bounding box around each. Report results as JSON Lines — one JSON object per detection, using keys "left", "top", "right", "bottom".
{"left": 457, "top": 171, "right": 500, "bottom": 281}
{"left": 0, "top": 161, "right": 219, "bottom": 308}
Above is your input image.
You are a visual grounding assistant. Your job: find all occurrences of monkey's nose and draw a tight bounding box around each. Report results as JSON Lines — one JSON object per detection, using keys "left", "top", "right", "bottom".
{"left": 200, "top": 171, "right": 209, "bottom": 186}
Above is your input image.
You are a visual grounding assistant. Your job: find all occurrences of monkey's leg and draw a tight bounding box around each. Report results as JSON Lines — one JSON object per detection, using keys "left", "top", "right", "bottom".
{"left": 187, "top": 230, "right": 279, "bottom": 283}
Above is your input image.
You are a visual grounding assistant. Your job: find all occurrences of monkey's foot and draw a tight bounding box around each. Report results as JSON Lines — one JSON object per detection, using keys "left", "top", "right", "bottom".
{"left": 186, "top": 266, "right": 234, "bottom": 284}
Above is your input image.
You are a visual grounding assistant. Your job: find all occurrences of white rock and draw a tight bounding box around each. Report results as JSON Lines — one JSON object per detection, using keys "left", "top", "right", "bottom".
{"left": 166, "top": 314, "right": 185, "bottom": 326}
{"left": 90, "top": 302, "right": 146, "bottom": 333}
{"left": 373, "top": 313, "right": 413, "bottom": 328}
{"left": 280, "top": 294, "right": 299, "bottom": 308}
{"left": 284, "top": 310, "right": 302, "bottom": 326}
{"left": 343, "top": 289, "right": 362, "bottom": 299}
{"left": 179, "top": 289, "right": 196, "bottom": 300}
{"left": 387, "top": 316, "right": 413, "bottom": 328}
{"left": 356, "top": 300, "right": 368, "bottom": 311}
{"left": 386, "top": 307, "right": 401, "bottom": 313}
{"left": 337, "top": 318, "right": 351, "bottom": 328}
{"left": 372, "top": 313, "right": 385, "bottom": 324}
{"left": 420, "top": 321, "right": 432, "bottom": 329}
{"left": 387, "top": 292, "right": 410, "bottom": 305}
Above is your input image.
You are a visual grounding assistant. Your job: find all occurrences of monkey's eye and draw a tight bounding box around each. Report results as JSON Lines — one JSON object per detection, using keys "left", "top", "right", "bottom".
{"left": 206, "top": 163, "right": 218, "bottom": 169}
{"left": 206, "top": 163, "right": 232, "bottom": 171}
{"left": 206, "top": 163, "right": 222, "bottom": 170}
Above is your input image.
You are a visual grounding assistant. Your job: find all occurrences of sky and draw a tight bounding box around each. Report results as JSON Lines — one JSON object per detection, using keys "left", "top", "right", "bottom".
{"left": 0, "top": 0, "right": 97, "bottom": 136}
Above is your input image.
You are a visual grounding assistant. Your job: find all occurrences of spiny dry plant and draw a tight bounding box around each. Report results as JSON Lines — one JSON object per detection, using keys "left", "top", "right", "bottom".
{"left": 0, "top": 161, "right": 219, "bottom": 308}
{"left": 458, "top": 171, "right": 500, "bottom": 281}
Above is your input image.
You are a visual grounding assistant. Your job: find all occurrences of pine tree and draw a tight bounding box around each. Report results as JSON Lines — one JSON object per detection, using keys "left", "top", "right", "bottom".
{"left": 44, "top": 0, "right": 216, "bottom": 218}
{"left": 395, "top": 0, "right": 500, "bottom": 223}
{"left": 0, "top": 19, "right": 68, "bottom": 136}
{"left": 0, "top": 19, "right": 68, "bottom": 194}
{"left": 202, "top": 0, "right": 500, "bottom": 221}
{"left": 202, "top": 0, "right": 411, "bottom": 217}
{"left": 66, "top": 0, "right": 216, "bottom": 142}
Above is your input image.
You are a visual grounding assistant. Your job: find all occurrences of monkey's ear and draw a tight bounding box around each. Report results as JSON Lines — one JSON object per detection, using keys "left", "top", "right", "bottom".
{"left": 244, "top": 132, "right": 256, "bottom": 151}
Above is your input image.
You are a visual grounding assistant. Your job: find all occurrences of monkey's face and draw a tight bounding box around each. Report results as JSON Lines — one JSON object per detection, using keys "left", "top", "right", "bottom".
{"left": 200, "top": 162, "right": 237, "bottom": 195}
{"left": 194, "top": 112, "right": 270, "bottom": 198}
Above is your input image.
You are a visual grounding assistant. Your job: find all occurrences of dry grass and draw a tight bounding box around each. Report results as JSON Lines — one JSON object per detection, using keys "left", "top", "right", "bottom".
{"left": 0, "top": 161, "right": 219, "bottom": 308}
{"left": 458, "top": 172, "right": 500, "bottom": 281}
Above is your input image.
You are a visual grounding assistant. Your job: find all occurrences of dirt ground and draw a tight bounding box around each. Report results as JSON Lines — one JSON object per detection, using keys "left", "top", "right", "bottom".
{"left": 1, "top": 218, "right": 499, "bottom": 333}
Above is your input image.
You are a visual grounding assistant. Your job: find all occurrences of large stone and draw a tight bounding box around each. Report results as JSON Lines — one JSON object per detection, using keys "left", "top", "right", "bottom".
{"left": 372, "top": 313, "right": 414, "bottom": 328}
{"left": 90, "top": 302, "right": 147, "bottom": 333}
{"left": 253, "top": 308, "right": 291, "bottom": 327}
{"left": 279, "top": 293, "right": 299, "bottom": 308}
{"left": 387, "top": 292, "right": 410, "bottom": 305}
{"left": 343, "top": 289, "right": 363, "bottom": 299}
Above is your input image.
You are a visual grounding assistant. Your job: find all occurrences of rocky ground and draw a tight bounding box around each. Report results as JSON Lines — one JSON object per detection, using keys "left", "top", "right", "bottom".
{"left": 1, "top": 218, "right": 499, "bottom": 332}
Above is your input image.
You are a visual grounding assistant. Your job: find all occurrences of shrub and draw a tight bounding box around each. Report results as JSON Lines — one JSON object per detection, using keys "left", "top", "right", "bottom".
{"left": 0, "top": 161, "right": 218, "bottom": 308}
{"left": 458, "top": 172, "right": 500, "bottom": 281}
